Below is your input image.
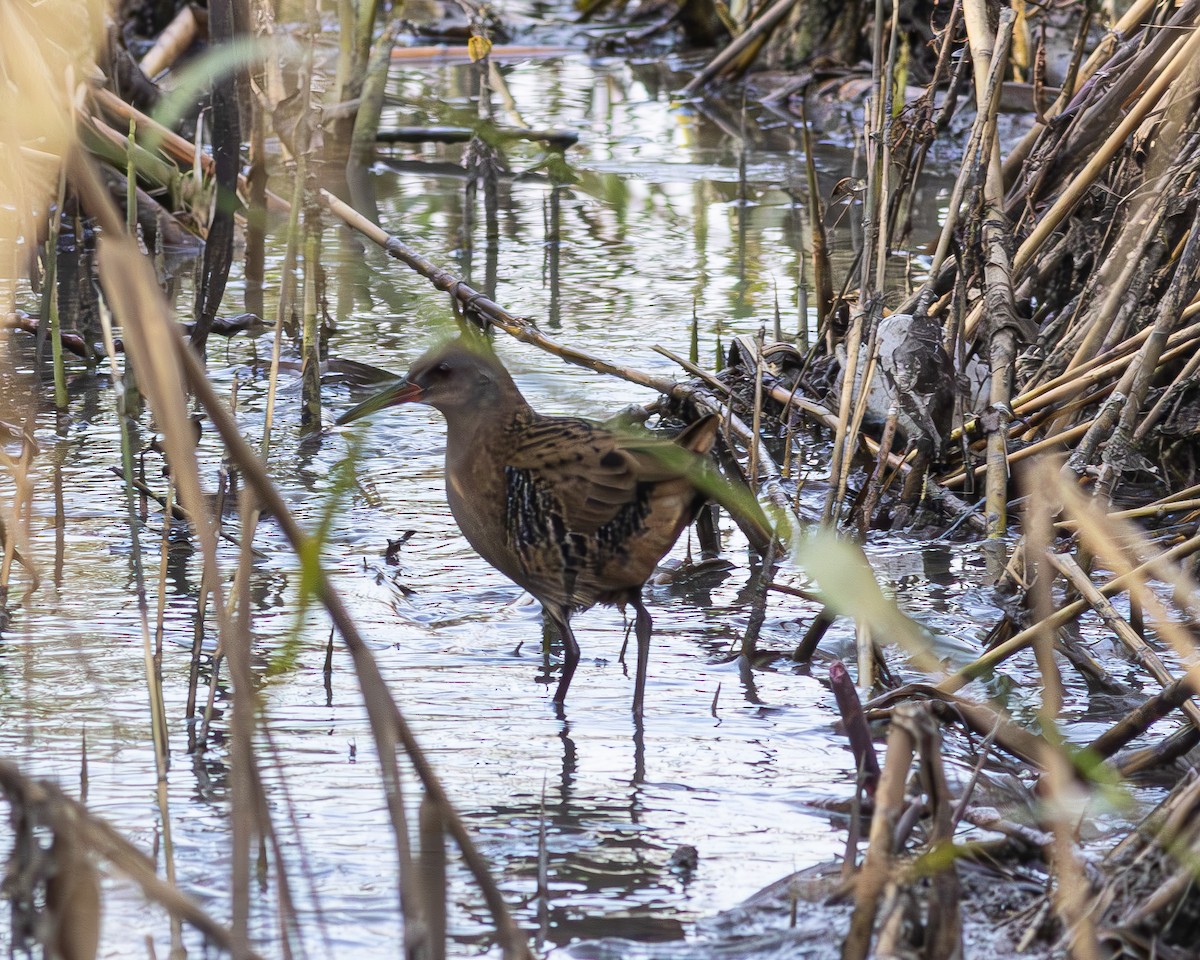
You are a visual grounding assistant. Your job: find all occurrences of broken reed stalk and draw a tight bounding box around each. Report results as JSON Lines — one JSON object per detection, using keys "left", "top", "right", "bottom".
{"left": 138, "top": 4, "right": 198, "bottom": 79}
{"left": 1088, "top": 673, "right": 1198, "bottom": 759}
{"left": 961, "top": 1, "right": 1017, "bottom": 537}
{"left": 939, "top": 16, "right": 1200, "bottom": 349}
{"left": 749, "top": 333, "right": 764, "bottom": 491}
{"left": 843, "top": 702, "right": 920, "bottom": 960}
{"left": 261, "top": 87, "right": 312, "bottom": 452}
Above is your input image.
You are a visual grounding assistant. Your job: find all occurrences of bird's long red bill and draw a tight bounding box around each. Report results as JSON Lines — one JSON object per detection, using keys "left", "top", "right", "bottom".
{"left": 336, "top": 380, "right": 424, "bottom": 425}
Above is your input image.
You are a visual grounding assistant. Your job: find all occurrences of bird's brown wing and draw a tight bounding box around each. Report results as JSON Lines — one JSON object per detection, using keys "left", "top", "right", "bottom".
{"left": 502, "top": 414, "right": 718, "bottom": 606}
{"left": 506, "top": 416, "right": 682, "bottom": 534}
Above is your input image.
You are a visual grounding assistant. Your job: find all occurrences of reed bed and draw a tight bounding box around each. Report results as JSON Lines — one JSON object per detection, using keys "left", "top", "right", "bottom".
{"left": 673, "top": 0, "right": 1200, "bottom": 954}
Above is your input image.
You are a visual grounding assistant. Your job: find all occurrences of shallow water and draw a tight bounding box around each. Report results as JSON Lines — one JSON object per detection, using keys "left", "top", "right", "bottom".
{"left": 0, "top": 14, "right": 1043, "bottom": 959}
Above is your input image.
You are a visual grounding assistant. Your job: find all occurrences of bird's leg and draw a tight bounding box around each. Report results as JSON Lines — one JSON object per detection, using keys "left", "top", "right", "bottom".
{"left": 630, "top": 594, "right": 653, "bottom": 719}
{"left": 548, "top": 607, "right": 580, "bottom": 706}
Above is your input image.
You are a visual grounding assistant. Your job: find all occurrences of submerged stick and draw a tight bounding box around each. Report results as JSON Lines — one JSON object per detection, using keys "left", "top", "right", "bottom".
{"left": 938, "top": 532, "right": 1200, "bottom": 693}
{"left": 1050, "top": 552, "right": 1200, "bottom": 733}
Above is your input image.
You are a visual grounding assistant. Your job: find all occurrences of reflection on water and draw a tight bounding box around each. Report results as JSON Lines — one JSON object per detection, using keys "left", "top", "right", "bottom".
{"left": 0, "top": 36, "right": 993, "bottom": 960}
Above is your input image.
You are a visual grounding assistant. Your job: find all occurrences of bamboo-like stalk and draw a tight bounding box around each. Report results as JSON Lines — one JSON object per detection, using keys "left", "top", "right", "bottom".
{"left": 125, "top": 118, "right": 137, "bottom": 232}
{"left": 749, "top": 332, "right": 763, "bottom": 491}
{"left": 962, "top": 3, "right": 1017, "bottom": 537}
{"left": 858, "top": 406, "right": 898, "bottom": 534}
{"left": 822, "top": 309, "right": 864, "bottom": 525}
{"left": 138, "top": 4, "right": 198, "bottom": 79}
{"left": 334, "top": 0, "right": 355, "bottom": 102}
{"left": 942, "top": 418, "right": 1093, "bottom": 489}
{"left": 1011, "top": 313, "right": 1200, "bottom": 420}
{"left": 840, "top": 324, "right": 879, "bottom": 511}
{"left": 354, "top": 0, "right": 379, "bottom": 84}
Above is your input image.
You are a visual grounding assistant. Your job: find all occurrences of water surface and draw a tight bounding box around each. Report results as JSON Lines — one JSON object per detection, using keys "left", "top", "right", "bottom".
{"left": 0, "top": 20, "right": 1015, "bottom": 958}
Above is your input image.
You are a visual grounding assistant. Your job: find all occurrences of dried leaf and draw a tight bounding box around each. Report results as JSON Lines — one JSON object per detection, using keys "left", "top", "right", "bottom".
{"left": 468, "top": 35, "right": 492, "bottom": 63}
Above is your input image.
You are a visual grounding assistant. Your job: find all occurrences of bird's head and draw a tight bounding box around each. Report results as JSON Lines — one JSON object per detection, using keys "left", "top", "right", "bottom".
{"left": 336, "top": 337, "right": 519, "bottom": 426}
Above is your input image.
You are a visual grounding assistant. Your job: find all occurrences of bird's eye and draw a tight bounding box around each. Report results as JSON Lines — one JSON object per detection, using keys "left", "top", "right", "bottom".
{"left": 436, "top": 362, "right": 451, "bottom": 374}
